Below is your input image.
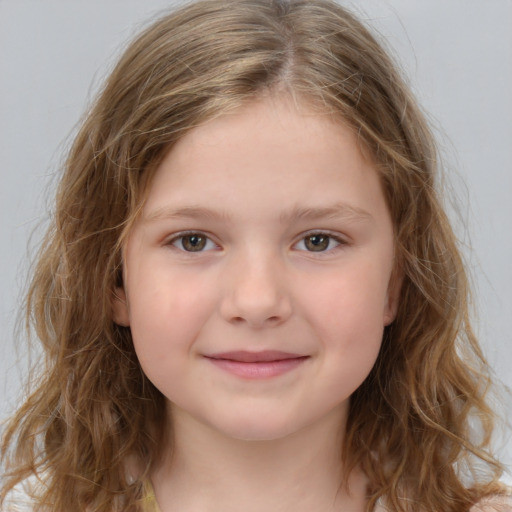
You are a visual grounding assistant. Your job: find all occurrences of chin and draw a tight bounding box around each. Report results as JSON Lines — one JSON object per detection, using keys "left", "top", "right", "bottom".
{"left": 206, "top": 412, "right": 311, "bottom": 443}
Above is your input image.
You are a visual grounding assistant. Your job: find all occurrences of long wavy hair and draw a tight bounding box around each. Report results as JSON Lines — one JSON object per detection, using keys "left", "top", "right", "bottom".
{"left": 1, "top": 1, "right": 507, "bottom": 510}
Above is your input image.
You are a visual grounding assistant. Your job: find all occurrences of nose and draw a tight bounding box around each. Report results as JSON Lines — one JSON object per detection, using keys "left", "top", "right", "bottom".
{"left": 219, "top": 250, "right": 292, "bottom": 328}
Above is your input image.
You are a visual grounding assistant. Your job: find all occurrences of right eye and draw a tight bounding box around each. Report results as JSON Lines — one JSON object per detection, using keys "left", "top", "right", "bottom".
{"left": 169, "top": 232, "right": 217, "bottom": 252}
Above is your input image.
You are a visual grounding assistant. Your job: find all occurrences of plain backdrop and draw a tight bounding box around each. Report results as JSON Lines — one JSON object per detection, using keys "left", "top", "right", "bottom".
{"left": 1, "top": 0, "right": 511, "bottom": 474}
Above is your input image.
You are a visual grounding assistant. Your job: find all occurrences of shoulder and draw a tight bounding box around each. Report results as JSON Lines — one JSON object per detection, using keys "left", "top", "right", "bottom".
{"left": 470, "top": 494, "right": 512, "bottom": 512}
{"left": 375, "top": 493, "right": 512, "bottom": 512}
{"left": 3, "top": 488, "right": 34, "bottom": 511}
{"left": 2, "top": 477, "right": 40, "bottom": 512}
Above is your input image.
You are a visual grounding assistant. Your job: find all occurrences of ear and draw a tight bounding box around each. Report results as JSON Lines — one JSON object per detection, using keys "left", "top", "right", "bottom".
{"left": 383, "top": 269, "right": 403, "bottom": 326}
{"left": 112, "top": 286, "right": 131, "bottom": 327}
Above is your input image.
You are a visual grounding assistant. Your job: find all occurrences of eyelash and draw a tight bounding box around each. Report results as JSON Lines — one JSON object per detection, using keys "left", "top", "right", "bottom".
{"left": 293, "top": 231, "right": 347, "bottom": 253}
{"left": 167, "top": 231, "right": 219, "bottom": 253}
{"left": 166, "top": 230, "right": 347, "bottom": 254}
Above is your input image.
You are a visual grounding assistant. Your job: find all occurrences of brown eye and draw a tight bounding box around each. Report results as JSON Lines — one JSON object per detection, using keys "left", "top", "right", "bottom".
{"left": 304, "top": 234, "right": 330, "bottom": 251}
{"left": 170, "top": 232, "right": 218, "bottom": 253}
{"left": 179, "top": 234, "right": 207, "bottom": 252}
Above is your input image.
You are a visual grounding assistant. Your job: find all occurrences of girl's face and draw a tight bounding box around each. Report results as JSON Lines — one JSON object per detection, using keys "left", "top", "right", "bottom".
{"left": 114, "top": 96, "right": 399, "bottom": 441}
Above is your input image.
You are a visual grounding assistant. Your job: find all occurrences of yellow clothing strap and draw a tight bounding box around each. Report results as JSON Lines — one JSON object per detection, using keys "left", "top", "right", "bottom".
{"left": 142, "top": 479, "right": 161, "bottom": 512}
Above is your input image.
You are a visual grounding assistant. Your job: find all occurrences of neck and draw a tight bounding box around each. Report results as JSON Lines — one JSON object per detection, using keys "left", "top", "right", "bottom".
{"left": 151, "top": 405, "right": 368, "bottom": 512}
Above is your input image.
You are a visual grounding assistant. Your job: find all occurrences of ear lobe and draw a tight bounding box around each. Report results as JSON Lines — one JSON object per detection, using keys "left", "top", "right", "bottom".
{"left": 383, "top": 271, "right": 403, "bottom": 326}
{"left": 112, "top": 286, "right": 130, "bottom": 326}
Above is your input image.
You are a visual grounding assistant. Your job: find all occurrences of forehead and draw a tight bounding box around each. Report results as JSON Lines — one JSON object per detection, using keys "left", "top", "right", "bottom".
{"left": 172, "top": 94, "right": 360, "bottom": 159}
{"left": 138, "top": 95, "right": 387, "bottom": 226}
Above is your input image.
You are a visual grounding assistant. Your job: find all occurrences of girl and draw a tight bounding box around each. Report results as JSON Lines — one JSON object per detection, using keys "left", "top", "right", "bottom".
{"left": 1, "top": 0, "right": 510, "bottom": 510}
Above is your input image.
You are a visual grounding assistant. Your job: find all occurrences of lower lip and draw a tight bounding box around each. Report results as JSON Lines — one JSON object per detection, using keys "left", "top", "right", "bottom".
{"left": 206, "top": 357, "right": 308, "bottom": 379}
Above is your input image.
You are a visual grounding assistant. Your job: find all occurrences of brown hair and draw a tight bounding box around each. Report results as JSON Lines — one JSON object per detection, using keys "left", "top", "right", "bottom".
{"left": 1, "top": 1, "right": 506, "bottom": 510}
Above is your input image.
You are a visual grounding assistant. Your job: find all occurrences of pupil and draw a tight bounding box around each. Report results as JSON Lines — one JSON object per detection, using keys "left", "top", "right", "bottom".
{"left": 306, "top": 235, "right": 329, "bottom": 251}
{"left": 183, "top": 235, "right": 206, "bottom": 251}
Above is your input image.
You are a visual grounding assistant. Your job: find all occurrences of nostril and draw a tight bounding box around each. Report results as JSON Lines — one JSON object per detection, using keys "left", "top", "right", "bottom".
{"left": 229, "top": 314, "right": 283, "bottom": 327}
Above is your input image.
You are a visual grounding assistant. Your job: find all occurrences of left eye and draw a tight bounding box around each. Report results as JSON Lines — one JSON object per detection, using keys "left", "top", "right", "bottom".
{"left": 170, "top": 233, "right": 217, "bottom": 252}
{"left": 294, "top": 233, "right": 342, "bottom": 252}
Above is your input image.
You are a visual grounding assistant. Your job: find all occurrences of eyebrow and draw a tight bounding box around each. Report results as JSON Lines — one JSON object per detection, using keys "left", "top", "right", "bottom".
{"left": 144, "top": 202, "right": 374, "bottom": 224}
{"left": 144, "top": 205, "right": 231, "bottom": 222}
{"left": 279, "top": 203, "right": 374, "bottom": 224}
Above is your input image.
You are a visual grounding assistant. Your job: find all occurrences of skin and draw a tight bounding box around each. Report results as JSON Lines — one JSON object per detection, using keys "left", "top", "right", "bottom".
{"left": 114, "top": 94, "right": 400, "bottom": 511}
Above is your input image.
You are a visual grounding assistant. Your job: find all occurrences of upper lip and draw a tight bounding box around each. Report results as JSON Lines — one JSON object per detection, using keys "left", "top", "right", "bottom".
{"left": 205, "top": 350, "right": 306, "bottom": 363}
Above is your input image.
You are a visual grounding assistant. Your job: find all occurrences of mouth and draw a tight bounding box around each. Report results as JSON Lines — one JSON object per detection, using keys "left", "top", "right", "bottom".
{"left": 204, "top": 351, "right": 309, "bottom": 379}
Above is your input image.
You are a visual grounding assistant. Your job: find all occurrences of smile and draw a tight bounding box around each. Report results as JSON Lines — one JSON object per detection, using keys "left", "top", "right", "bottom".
{"left": 204, "top": 351, "right": 309, "bottom": 379}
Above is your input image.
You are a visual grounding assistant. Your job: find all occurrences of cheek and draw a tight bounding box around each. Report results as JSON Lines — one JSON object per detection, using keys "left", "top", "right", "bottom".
{"left": 126, "top": 268, "right": 217, "bottom": 378}
{"left": 298, "top": 264, "right": 388, "bottom": 372}
{"left": 302, "top": 262, "right": 390, "bottom": 331}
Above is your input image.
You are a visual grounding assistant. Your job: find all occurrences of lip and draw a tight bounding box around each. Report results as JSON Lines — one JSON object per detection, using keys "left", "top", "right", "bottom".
{"left": 204, "top": 351, "right": 309, "bottom": 379}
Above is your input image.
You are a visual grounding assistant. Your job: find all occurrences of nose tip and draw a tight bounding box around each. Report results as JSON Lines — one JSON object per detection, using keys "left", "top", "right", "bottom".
{"left": 220, "top": 259, "right": 292, "bottom": 328}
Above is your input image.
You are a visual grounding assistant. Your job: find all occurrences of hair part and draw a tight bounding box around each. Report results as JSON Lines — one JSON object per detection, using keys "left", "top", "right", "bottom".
{"left": 1, "top": 1, "right": 506, "bottom": 510}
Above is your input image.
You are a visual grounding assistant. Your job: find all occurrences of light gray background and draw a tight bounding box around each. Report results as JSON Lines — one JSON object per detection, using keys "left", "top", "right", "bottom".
{"left": 1, "top": 0, "right": 511, "bottom": 474}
